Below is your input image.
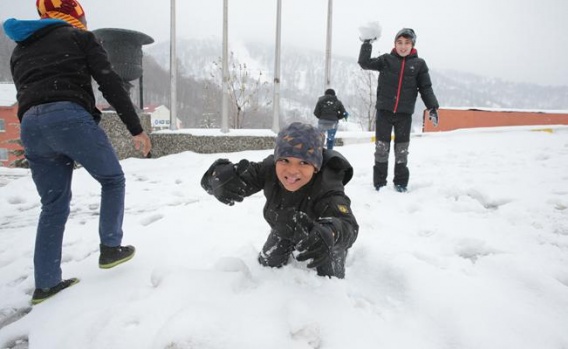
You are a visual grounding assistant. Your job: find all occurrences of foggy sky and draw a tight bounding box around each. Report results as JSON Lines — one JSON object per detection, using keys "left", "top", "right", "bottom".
{"left": 2, "top": 0, "right": 567, "bottom": 86}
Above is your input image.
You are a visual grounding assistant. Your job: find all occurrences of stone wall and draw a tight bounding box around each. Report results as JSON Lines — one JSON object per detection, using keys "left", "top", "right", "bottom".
{"left": 100, "top": 112, "right": 276, "bottom": 159}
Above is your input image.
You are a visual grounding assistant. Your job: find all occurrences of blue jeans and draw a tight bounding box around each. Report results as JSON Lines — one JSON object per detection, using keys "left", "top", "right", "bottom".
{"left": 318, "top": 120, "right": 338, "bottom": 150}
{"left": 20, "top": 102, "right": 126, "bottom": 289}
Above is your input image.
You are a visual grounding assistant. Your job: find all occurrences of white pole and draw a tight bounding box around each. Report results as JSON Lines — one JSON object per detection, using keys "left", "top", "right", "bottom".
{"left": 272, "top": 0, "right": 282, "bottom": 133}
{"left": 169, "top": 0, "right": 178, "bottom": 130}
{"left": 324, "top": 0, "right": 333, "bottom": 90}
{"left": 221, "top": 0, "right": 229, "bottom": 133}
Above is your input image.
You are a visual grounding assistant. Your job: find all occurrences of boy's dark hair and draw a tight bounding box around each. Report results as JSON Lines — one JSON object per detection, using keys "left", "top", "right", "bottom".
{"left": 325, "top": 88, "right": 336, "bottom": 96}
{"left": 395, "top": 28, "right": 416, "bottom": 46}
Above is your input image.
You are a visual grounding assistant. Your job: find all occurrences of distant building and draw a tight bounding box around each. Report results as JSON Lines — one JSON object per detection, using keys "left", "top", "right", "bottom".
{"left": 0, "top": 83, "right": 22, "bottom": 167}
{"left": 144, "top": 104, "right": 182, "bottom": 131}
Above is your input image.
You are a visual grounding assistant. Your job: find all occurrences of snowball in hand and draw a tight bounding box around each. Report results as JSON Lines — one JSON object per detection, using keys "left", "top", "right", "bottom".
{"left": 358, "top": 21, "right": 382, "bottom": 41}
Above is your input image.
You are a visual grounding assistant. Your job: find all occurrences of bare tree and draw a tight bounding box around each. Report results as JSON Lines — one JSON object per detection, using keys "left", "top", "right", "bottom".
{"left": 354, "top": 69, "right": 377, "bottom": 131}
{"left": 200, "top": 79, "right": 221, "bottom": 128}
{"left": 212, "top": 52, "right": 270, "bottom": 129}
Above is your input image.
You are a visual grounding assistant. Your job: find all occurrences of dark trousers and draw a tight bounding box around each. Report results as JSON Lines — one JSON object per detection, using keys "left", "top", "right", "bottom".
{"left": 373, "top": 109, "right": 412, "bottom": 188}
{"left": 258, "top": 230, "right": 347, "bottom": 278}
{"left": 20, "top": 101, "right": 126, "bottom": 289}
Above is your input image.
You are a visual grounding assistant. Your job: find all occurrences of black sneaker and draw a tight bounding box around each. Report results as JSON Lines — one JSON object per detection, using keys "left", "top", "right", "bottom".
{"left": 31, "top": 278, "right": 80, "bottom": 305}
{"left": 99, "top": 244, "right": 136, "bottom": 269}
{"left": 394, "top": 185, "right": 408, "bottom": 193}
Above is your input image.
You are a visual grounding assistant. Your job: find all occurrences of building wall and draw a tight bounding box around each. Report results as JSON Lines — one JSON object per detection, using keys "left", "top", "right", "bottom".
{"left": 0, "top": 105, "right": 23, "bottom": 167}
{"left": 422, "top": 108, "right": 568, "bottom": 132}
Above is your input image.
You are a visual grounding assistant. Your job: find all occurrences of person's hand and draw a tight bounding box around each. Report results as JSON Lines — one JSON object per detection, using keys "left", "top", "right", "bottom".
{"left": 429, "top": 108, "right": 439, "bottom": 127}
{"left": 295, "top": 217, "right": 337, "bottom": 268}
{"left": 360, "top": 37, "right": 377, "bottom": 44}
{"left": 205, "top": 159, "right": 249, "bottom": 206}
{"left": 343, "top": 112, "right": 349, "bottom": 121}
{"left": 132, "top": 131, "right": 152, "bottom": 157}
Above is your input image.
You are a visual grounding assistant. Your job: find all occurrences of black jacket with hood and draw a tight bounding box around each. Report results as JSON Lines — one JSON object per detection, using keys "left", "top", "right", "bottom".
{"left": 202, "top": 149, "right": 359, "bottom": 251}
{"left": 4, "top": 19, "right": 143, "bottom": 135}
{"left": 358, "top": 42, "right": 439, "bottom": 115}
{"left": 313, "top": 94, "right": 347, "bottom": 122}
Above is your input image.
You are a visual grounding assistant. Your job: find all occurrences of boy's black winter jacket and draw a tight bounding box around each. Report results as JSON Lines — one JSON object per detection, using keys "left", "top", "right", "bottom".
{"left": 8, "top": 22, "right": 143, "bottom": 135}
{"left": 313, "top": 95, "right": 346, "bottom": 122}
{"left": 203, "top": 150, "right": 359, "bottom": 251}
{"left": 358, "top": 42, "right": 439, "bottom": 115}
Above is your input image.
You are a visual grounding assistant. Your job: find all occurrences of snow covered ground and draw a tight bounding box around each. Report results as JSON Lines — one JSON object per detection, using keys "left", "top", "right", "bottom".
{"left": 1, "top": 126, "right": 567, "bottom": 349}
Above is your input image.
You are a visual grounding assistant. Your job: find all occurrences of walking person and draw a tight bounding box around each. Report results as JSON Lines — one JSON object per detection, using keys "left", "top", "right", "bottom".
{"left": 313, "top": 89, "right": 348, "bottom": 150}
{"left": 3, "top": 0, "right": 152, "bottom": 304}
{"left": 358, "top": 28, "right": 439, "bottom": 192}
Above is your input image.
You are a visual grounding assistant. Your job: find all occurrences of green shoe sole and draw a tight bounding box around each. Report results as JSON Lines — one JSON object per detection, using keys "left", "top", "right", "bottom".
{"left": 99, "top": 251, "right": 135, "bottom": 269}
{"left": 31, "top": 278, "right": 80, "bottom": 305}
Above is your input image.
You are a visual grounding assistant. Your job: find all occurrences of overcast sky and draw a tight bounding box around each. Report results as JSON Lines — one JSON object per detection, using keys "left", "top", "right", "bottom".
{"left": 2, "top": 0, "right": 567, "bottom": 86}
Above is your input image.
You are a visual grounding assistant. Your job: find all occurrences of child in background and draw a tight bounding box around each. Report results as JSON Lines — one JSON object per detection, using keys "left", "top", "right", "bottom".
{"left": 358, "top": 28, "right": 439, "bottom": 192}
{"left": 313, "top": 89, "right": 348, "bottom": 150}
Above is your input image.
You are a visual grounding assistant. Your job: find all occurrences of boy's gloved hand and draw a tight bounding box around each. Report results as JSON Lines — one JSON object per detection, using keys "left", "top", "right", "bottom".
{"left": 202, "top": 159, "right": 249, "bottom": 206}
{"left": 429, "top": 108, "right": 439, "bottom": 127}
{"left": 295, "top": 216, "right": 337, "bottom": 268}
{"left": 343, "top": 112, "right": 349, "bottom": 121}
{"left": 361, "top": 38, "right": 376, "bottom": 44}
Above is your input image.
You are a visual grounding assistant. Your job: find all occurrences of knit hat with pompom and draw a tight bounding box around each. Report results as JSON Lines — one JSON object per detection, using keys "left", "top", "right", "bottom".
{"left": 37, "top": 0, "right": 87, "bottom": 30}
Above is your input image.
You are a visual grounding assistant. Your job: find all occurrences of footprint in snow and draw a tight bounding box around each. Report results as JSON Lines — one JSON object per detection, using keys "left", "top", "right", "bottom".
{"left": 0, "top": 306, "right": 32, "bottom": 331}
{"left": 140, "top": 213, "right": 165, "bottom": 226}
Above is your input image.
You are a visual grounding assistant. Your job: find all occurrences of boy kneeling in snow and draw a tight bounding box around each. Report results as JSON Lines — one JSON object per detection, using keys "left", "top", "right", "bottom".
{"left": 201, "top": 122, "right": 359, "bottom": 278}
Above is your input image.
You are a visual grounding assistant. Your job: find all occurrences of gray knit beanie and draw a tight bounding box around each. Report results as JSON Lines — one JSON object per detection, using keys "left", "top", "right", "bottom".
{"left": 274, "top": 122, "right": 324, "bottom": 170}
{"left": 395, "top": 28, "right": 416, "bottom": 45}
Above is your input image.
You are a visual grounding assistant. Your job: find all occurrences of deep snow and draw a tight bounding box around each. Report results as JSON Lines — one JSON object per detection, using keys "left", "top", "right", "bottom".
{"left": 1, "top": 126, "right": 568, "bottom": 349}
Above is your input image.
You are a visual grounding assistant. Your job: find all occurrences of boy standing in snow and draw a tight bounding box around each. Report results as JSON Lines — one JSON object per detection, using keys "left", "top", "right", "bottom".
{"left": 3, "top": 0, "right": 151, "bottom": 304}
{"left": 358, "top": 28, "right": 439, "bottom": 192}
{"left": 201, "top": 122, "right": 358, "bottom": 278}
{"left": 313, "top": 88, "right": 348, "bottom": 150}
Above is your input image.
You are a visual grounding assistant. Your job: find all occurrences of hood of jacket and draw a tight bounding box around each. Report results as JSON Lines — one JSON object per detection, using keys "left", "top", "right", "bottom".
{"left": 318, "top": 94, "right": 338, "bottom": 104}
{"left": 3, "top": 18, "right": 68, "bottom": 43}
{"left": 321, "top": 149, "right": 353, "bottom": 185}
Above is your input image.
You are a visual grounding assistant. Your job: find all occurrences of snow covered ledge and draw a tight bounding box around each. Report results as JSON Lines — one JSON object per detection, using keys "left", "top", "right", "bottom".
{"left": 149, "top": 128, "right": 277, "bottom": 158}
{"left": 100, "top": 111, "right": 277, "bottom": 159}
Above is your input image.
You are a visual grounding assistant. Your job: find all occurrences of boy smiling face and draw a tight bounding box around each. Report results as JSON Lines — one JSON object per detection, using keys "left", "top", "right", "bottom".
{"left": 275, "top": 156, "right": 317, "bottom": 192}
{"left": 395, "top": 36, "right": 413, "bottom": 57}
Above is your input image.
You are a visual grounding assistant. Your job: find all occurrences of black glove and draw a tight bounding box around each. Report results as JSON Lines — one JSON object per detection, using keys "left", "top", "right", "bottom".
{"left": 429, "top": 108, "right": 439, "bottom": 127}
{"left": 295, "top": 217, "right": 337, "bottom": 269}
{"left": 201, "top": 159, "right": 249, "bottom": 206}
{"left": 360, "top": 37, "right": 377, "bottom": 44}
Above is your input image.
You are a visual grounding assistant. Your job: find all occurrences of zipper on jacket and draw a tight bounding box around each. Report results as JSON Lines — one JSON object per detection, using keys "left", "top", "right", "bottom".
{"left": 393, "top": 56, "right": 406, "bottom": 113}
